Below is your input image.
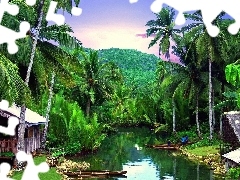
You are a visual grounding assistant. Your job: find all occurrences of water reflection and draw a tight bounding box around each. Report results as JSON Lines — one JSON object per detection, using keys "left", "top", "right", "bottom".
{"left": 71, "top": 128, "right": 224, "bottom": 180}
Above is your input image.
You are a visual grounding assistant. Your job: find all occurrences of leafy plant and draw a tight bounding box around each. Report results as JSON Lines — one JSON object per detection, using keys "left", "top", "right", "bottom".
{"left": 225, "top": 61, "right": 240, "bottom": 108}
{"left": 0, "top": 151, "right": 15, "bottom": 157}
{"left": 226, "top": 167, "right": 240, "bottom": 179}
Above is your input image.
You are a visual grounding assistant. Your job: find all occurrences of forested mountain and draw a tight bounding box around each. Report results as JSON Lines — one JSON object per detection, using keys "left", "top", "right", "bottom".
{"left": 98, "top": 48, "right": 160, "bottom": 92}
{"left": 63, "top": 46, "right": 161, "bottom": 93}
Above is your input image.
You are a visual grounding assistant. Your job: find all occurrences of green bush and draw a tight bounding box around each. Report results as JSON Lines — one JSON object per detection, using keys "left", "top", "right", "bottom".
{"left": 226, "top": 167, "right": 240, "bottom": 179}
{"left": 46, "top": 93, "right": 106, "bottom": 153}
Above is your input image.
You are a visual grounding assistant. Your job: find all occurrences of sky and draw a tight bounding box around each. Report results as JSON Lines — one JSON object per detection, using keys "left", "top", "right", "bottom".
{"left": 62, "top": 0, "right": 181, "bottom": 63}
{"left": 61, "top": 0, "right": 233, "bottom": 64}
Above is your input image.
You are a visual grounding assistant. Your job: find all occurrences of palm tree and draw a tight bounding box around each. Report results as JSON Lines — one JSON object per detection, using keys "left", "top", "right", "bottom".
{"left": 145, "top": 7, "right": 181, "bottom": 133}
{"left": 0, "top": 0, "right": 82, "bottom": 167}
{"left": 145, "top": 7, "right": 181, "bottom": 60}
{"left": 40, "top": 71, "right": 55, "bottom": 150}
{"left": 182, "top": 11, "right": 227, "bottom": 140}
{"left": 172, "top": 34, "right": 207, "bottom": 138}
{"left": 17, "top": 0, "right": 46, "bottom": 155}
{"left": 69, "top": 49, "right": 123, "bottom": 117}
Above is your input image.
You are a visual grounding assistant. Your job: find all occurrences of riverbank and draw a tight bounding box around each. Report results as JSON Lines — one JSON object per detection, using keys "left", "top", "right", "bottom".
{"left": 179, "top": 145, "right": 227, "bottom": 176}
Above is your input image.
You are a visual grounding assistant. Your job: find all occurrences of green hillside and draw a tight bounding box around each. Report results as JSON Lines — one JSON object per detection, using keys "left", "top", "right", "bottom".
{"left": 63, "top": 47, "right": 161, "bottom": 93}
{"left": 98, "top": 48, "right": 160, "bottom": 91}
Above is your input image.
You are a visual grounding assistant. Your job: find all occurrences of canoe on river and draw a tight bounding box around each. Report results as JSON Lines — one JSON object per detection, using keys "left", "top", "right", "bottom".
{"left": 146, "top": 144, "right": 180, "bottom": 150}
{"left": 63, "top": 170, "right": 127, "bottom": 178}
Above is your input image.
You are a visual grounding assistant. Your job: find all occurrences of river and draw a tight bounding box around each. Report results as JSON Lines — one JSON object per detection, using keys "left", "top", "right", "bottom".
{"left": 71, "top": 127, "right": 225, "bottom": 180}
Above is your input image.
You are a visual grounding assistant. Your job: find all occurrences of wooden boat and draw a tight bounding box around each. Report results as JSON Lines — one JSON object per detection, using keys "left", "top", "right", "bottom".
{"left": 66, "top": 174, "right": 127, "bottom": 179}
{"left": 146, "top": 141, "right": 196, "bottom": 150}
{"left": 152, "top": 145, "right": 179, "bottom": 150}
{"left": 146, "top": 144, "right": 179, "bottom": 150}
{"left": 63, "top": 170, "right": 127, "bottom": 178}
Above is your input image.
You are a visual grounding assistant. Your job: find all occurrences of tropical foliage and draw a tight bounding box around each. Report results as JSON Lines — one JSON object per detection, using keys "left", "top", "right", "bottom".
{"left": 0, "top": 1, "right": 239, "bottom": 161}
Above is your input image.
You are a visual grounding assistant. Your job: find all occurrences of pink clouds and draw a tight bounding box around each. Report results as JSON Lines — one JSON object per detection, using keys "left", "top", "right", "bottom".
{"left": 135, "top": 33, "right": 180, "bottom": 64}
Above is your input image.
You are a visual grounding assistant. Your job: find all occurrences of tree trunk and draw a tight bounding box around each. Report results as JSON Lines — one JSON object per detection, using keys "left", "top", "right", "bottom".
{"left": 209, "top": 59, "right": 213, "bottom": 140}
{"left": 86, "top": 98, "right": 91, "bottom": 117}
{"left": 219, "top": 82, "right": 225, "bottom": 136}
{"left": 212, "top": 89, "right": 215, "bottom": 130}
{"left": 196, "top": 92, "right": 201, "bottom": 138}
{"left": 219, "top": 114, "right": 223, "bottom": 137}
{"left": 17, "top": 0, "right": 45, "bottom": 169}
{"left": 172, "top": 97, "right": 176, "bottom": 133}
{"left": 40, "top": 72, "right": 55, "bottom": 150}
{"left": 197, "top": 162, "right": 199, "bottom": 180}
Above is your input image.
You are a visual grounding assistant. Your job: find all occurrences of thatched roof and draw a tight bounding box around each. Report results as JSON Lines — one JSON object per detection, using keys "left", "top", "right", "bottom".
{"left": 224, "top": 111, "right": 240, "bottom": 142}
{"left": 5, "top": 104, "right": 46, "bottom": 125}
{"left": 222, "top": 148, "right": 240, "bottom": 164}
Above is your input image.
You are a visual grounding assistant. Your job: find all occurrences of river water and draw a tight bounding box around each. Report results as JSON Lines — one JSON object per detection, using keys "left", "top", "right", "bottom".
{"left": 71, "top": 127, "right": 225, "bottom": 180}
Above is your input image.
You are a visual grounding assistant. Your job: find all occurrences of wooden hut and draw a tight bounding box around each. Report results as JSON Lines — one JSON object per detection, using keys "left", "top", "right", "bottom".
{"left": 0, "top": 103, "right": 46, "bottom": 155}
{"left": 222, "top": 111, "right": 240, "bottom": 148}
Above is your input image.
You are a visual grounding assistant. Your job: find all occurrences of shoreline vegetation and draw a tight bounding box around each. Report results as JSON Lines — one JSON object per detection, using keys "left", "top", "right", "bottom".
{"left": 180, "top": 146, "right": 227, "bottom": 175}
{"left": 9, "top": 127, "right": 231, "bottom": 180}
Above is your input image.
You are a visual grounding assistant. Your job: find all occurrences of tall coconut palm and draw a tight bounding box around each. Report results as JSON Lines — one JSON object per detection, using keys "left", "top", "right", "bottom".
{"left": 182, "top": 11, "right": 227, "bottom": 140}
{"left": 17, "top": 0, "right": 45, "bottom": 155}
{"left": 69, "top": 49, "right": 123, "bottom": 117}
{"left": 172, "top": 34, "right": 207, "bottom": 138}
{"left": 5, "top": 0, "right": 82, "bottom": 168}
{"left": 40, "top": 71, "right": 55, "bottom": 150}
{"left": 145, "top": 7, "right": 181, "bottom": 133}
{"left": 145, "top": 7, "right": 181, "bottom": 60}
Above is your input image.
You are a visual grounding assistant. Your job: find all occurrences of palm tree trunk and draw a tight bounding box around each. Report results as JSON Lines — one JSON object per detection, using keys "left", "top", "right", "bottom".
{"left": 17, "top": 0, "right": 45, "bottom": 169}
{"left": 212, "top": 89, "right": 215, "bottom": 130}
{"left": 196, "top": 92, "right": 201, "bottom": 138}
{"left": 172, "top": 97, "right": 176, "bottom": 133}
{"left": 86, "top": 98, "right": 91, "bottom": 117}
{"left": 40, "top": 72, "right": 55, "bottom": 150}
{"left": 219, "top": 114, "right": 223, "bottom": 137}
{"left": 197, "top": 162, "right": 199, "bottom": 180}
{"left": 209, "top": 59, "right": 213, "bottom": 140}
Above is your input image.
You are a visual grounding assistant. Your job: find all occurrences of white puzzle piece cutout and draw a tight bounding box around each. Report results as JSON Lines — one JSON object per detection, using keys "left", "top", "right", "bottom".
{"left": 0, "top": 100, "right": 9, "bottom": 111}
{"left": 0, "top": 0, "right": 30, "bottom": 54}
{"left": 0, "top": 163, "right": 14, "bottom": 180}
{"left": 46, "top": 1, "right": 65, "bottom": 26}
{"left": 16, "top": 151, "right": 50, "bottom": 180}
{"left": 0, "top": 116, "right": 19, "bottom": 136}
{"left": 129, "top": 0, "right": 139, "bottom": 4}
{"left": 25, "top": 0, "right": 36, "bottom": 6}
{"left": 150, "top": 0, "right": 240, "bottom": 37}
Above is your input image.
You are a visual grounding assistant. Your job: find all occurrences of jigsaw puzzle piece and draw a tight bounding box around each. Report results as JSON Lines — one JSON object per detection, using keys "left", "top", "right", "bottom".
{"left": 46, "top": 1, "right": 65, "bottom": 26}
{"left": 0, "top": 0, "right": 19, "bottom": 22}
{"left": 0, "top": 100, "right": 9, "bottom": 111}
{"left": 71, "top": 7, "right": 82, "bottom": 16}
{"left": 129, "top": 0, "right": 138, "bottom": 4}
{"left": 150, "top": 0, "right": 197, "bottom": 25}
{"left": 16, "top": 151, "right": 50, "bottom": 180}
{"left": 0, "top": 21, "right": 30, "bottom": 54}
{"left": 25, "top": 0, "right": 37, "bottom": 6}
{"left": 200, "top": 3, "right": 221, "bottom": 37}
{"left": 0, "top": 116, "right": 19, "bottom": 136}
{"left": 222, "top": 0, "right": 240, "bottom": 35}
{"left": 0, "top": 162, "right": 14, "bottom": 180}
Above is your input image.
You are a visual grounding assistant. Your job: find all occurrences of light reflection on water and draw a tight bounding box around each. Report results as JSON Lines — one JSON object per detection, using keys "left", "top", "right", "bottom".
{"left": 121, "top": 159, "right": 160, "bottom": 179}
{"left": 71, "top": 128, "right": 225, "bottom": 180}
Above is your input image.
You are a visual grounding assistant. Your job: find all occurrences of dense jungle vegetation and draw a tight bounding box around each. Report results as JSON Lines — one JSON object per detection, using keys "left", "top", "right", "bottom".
{"left": 0, "top": 0, "right": 240, "bottom": 158}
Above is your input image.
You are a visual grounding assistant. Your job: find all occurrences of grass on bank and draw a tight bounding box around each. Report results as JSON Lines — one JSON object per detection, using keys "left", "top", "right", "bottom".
{"left": 186, "top": 145, "right": 219, "bottom": 156}
{"left": 12, "top": 156, "right": 62, "bottom": 180}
